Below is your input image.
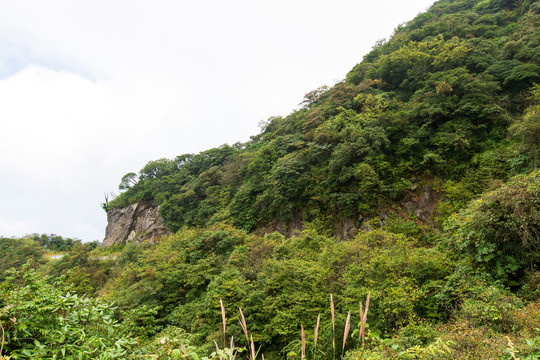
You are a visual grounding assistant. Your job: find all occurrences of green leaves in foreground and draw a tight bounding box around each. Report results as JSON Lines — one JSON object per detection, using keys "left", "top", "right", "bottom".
{"left": 0, "top": 266, "right": 137, "bottom": 359}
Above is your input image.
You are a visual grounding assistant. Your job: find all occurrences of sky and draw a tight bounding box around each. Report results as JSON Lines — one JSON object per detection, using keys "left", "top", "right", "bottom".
{"left": 0, "top": 0, "right": 436, "bottom": 242}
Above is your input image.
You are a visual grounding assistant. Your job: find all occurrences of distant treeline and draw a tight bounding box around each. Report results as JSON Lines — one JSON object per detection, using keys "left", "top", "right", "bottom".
{"left": 0, "top": 234, "right": 99, "bottom": 280}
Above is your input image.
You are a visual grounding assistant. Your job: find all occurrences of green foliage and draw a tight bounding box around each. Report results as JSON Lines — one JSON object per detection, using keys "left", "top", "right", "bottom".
{"left": 131, "top": 326, "right": 240, "bottom": 360}
{"left": 458, "top": 284, "right": 523, "bottom": 332}
{"left": 443, "top": 170, "right": 540, "bottom": 286}
{"left": 86, "top": 226, "right": 458, "bottom": 356}
{"left": 0, "top": 238, "right": 43, "bottom": 280}
{"left": 119, "top": 172, "right": 138, "bottom": 190}
{"left": 48, "top": 242, "right": 115, "bottom": 296}
{"left": 0, "top": 267, "right": 137, "bottom": 359}
{"left": 106, "top": 0, "right": 540, "bottom": 234}
{"left": 33, "top": 233, "right": 81, "bottom": 252}
{"left": 20, "top": 0, "right": 540, "bottom": 357}
{"left": 510, "top": 84, "right": 540, "bottom": 170}
{"left": 343, "top": 230, "right": 452, "bottom": 334}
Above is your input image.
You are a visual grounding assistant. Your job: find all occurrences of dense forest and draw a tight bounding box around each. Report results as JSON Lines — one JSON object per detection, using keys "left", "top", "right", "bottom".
{"left": 1, "top": 0, "right": 540, "bottom": 358}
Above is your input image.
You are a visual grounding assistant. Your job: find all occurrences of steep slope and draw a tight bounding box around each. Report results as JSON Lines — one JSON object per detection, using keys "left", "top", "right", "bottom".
{"left": 105, "top": 0, "right": 540, "bottom": 242}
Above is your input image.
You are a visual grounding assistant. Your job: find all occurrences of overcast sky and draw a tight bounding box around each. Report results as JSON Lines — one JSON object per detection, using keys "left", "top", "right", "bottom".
{"left": 0, "top": 0, "right": 435, "bottom": 242}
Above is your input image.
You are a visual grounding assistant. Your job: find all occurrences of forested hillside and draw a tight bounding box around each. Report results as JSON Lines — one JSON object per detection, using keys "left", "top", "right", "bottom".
{"left": 1, "top": 0, "right": 539, "bottom": 358}
{"left": 107, "top": 0, "right": 540, "bottom": 237}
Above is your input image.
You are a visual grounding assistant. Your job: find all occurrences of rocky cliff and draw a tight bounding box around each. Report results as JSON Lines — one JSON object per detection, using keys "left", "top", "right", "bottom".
{"left": 102, "top": 202, "right": 169, "bottom": 247}
{"left": 102, "top": 182, "right": 441, "bottom": 246}
{"left": 253, "top": 182, "right": 443, "bottom": 240}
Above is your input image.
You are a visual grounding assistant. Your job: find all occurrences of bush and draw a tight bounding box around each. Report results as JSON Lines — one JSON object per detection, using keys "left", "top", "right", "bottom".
{"left": 443, "top": 170, "right": 540, "bottom": 287}
{"left": 0, "top": 267, "right": 137, "bottom": 359}
{"left": 458, "top": 284, "right": 523, "bottom": 332}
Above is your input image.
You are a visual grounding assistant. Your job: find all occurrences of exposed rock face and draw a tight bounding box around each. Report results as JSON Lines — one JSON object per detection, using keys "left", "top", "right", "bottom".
{"left": 102, "top": 182, "right": 442, "bottom": 246}
{"left": 254, "top": 213, "right": 304, "bottom": 238}
{"left": 102, "top": 202, "right": 169, "bottom": 247}
{"left": 253, "top": 182, "right": 443, "bottom": 240}
{"left": 333, "top": 216, "right": 359, "bottom": 240}
{"left": 400, "top": 182, "right": 443, "bottom": 228}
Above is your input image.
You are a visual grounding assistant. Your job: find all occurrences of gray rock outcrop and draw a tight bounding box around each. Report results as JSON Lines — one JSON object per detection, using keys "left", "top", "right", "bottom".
{"left": 102, "top": 202, "right": 169, "bottom": 247}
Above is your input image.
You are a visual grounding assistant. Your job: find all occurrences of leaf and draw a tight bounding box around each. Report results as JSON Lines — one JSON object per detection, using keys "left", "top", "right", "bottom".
{"left": 171, "top": 349, "right": 182, "bottom": 359}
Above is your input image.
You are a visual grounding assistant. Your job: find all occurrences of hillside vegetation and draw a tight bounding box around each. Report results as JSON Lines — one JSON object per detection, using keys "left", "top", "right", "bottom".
{"left": 108, "top": 0, "right": 539, "bottom": 237}
{"left": 1, "top": 0, "right": 540, "bottom": 358}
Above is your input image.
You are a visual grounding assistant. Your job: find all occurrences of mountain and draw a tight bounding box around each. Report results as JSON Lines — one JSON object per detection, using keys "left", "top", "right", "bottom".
{"left": 3, "top": 1, "right": 537, "bottom": 358}
{"left": 104, "top": 0, "right": 540, "bottom": 244}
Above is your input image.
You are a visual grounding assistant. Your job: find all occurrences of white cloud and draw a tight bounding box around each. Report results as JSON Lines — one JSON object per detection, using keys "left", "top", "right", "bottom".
{"left": 0, "top": 65, "right": 168, "bottom": 190}
{"left": 0, "top": 215, "right": 38, "bottom": 237}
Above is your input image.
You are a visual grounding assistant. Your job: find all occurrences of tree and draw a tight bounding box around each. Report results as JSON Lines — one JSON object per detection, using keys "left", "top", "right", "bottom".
{"left": 300, "top": 86, "right": 329, "bottom": 108}
{"left": 139, "top": 158, "right": 175, "bottom": 181}
{"left": 119, "top": 172, "right": 138, "bottom": 190}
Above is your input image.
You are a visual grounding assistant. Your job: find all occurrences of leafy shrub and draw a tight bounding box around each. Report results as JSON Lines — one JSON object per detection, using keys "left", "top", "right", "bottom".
{"left": 458, "top": 284, "right": 523, "bottom": 332}
{"left": 443, "top": 170, "right": 540, "bottom": 287}
{"left": 344, "top": 230, "right": 452, "bottom": 334}
{"left": 0, "top": 267, "right": 137, "bottom": 359}
{"left": 0, "top": 238, "right": 43, "bottom": 280}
